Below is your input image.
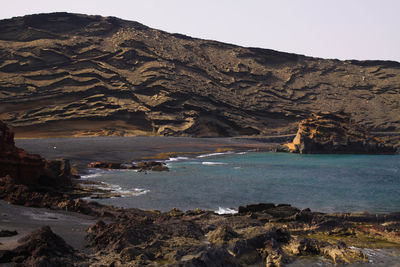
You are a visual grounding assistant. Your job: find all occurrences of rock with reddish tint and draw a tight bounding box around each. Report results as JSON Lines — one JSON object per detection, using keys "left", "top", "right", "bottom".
{"left": 0, "top": 121, "right": 45, "bottom": 185}
{"left": 0, "top": 120, "right": 73, "bottom": 186}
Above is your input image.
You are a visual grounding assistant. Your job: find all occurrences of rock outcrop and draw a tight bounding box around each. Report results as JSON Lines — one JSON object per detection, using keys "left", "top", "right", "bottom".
{"left": 0, "top": 120, "right": 45, "bottom": 184}
{"left": 88, "top": 160, "right": 169, "bottom": 171}
{"left": 0, "top": 226, "right": 86, "bottom": 266}
{"left": 83, "top": 203, "right": 400, "bottom": 266}
{"left": 279, "top": 112, "right": 397, "bottom": 154}
{"left": 0, "top": 120, "right": 72, "bottom": 185}
{"left": 0, "top": 13, "right": 399, "bottom": 140}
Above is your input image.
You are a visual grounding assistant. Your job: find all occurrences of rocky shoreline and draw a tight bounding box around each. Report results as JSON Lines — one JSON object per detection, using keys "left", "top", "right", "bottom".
{"left": 1, "top": 186, "right": 400, "bottom": 266}
{"left": 1, "top": 120, "right": 400, "bottom": 266}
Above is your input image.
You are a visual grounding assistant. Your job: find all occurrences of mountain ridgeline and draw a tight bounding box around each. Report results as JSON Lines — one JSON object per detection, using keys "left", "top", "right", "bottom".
{"left": 0, "top": 12, "right": 399, "bottom": 138}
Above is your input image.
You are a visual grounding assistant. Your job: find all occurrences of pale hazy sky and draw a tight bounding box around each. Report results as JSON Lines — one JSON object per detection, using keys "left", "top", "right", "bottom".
{"left": 1, "top": 0, "right": 399, "bottom": 62}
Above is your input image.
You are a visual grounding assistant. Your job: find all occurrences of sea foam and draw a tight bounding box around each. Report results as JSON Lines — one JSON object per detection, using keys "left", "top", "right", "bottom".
{"left": 202, "top": 162, "right": 227, "bottom": 165}
{"left": 196, "top": 151, "right": 233, "bottom": 158}
{"left": 215, "top": 207, "right": 238, "bottom": 214}
{"left": 166, "top": 156, "right": 190, "bottom": 162}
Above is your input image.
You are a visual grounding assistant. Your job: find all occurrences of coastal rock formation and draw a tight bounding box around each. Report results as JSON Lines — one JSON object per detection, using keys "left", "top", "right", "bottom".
{"left": 0, "top": 13, "right": 399, "bottom": 140}
{"left": 87, "top": 161, "right": 121, "bottom": 169}
{"left": 0, "top": 120, "right": 45, "bottom": 184}
{"left": 0, "top": 120, "right": 72, "bottom": 185}
{"left": 279, "top": 112, "right": 397, "bottom": 154}
{"left": 88, "top": 160, "right": 169, "bottom": 171}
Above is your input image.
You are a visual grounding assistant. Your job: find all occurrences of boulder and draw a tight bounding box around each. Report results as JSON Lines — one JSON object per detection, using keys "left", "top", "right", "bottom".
{"left": 279, "top": 112, "right": 396, "bottom": 154}
{"left": 207, "top": 225, "right": 239, "bottom": 243}
{"left": 0, "top": 226, "right": 86, "bottom": 266}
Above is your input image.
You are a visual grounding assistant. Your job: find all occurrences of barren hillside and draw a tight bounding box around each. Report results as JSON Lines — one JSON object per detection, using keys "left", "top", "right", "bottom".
{"left": 0, "top": 13, "right": 399, "bottom": 138}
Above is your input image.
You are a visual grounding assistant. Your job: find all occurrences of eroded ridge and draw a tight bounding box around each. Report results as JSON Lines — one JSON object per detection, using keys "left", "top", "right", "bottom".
{"left": 0, "top": 13, "right": 399, "bottom": 139}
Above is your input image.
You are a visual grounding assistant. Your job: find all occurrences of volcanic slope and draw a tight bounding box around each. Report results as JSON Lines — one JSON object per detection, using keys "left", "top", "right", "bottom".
{"left": 0, "top": 13, "right": 399, "bottom": 138}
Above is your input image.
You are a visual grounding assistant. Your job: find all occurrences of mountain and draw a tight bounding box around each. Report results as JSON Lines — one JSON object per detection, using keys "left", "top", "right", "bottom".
{"left": 0, "top": 12, "right": 399, "bottom": 138}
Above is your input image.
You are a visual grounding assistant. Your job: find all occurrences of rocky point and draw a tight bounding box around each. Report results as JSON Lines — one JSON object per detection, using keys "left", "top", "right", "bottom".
{"left": 0, "top": 120, "right": 72, "bottom": 186}
{"left": 279, "top": 112, "right": 397, "bottom": 154}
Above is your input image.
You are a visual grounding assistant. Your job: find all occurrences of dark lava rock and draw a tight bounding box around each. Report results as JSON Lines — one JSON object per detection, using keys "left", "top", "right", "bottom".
{"left": 0, "top": 230, "right": 18, "bottom": 237}
{"left": 238, "top": 203, "right": 276, "bottom": 213}
{"left": 207, "top": 225, "right": 239, "bottom": 243}
{"left": 179, "top": 247, "right": 241, "bottom": 267}
{"left": 137, "top": 161, "right": 169, "bottom": 171}
{"left": 1, "top": 226, "right": 86, "bottom": 266}
{"left": 280, "top": 112, "right": 397, "bottom": 154}
{"left": 88, "top": 161, "right": 122, "bottom": 169}
{"left": 0, "top": 250, "right": 15, "bottom": 263}
{"left": 88, "top": 160, "right": 169, "bottom": 171}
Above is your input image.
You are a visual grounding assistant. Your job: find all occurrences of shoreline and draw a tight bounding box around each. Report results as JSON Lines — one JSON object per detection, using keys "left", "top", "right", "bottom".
{"left": 1, "top": 195, "right": 400, "bottom": 266}
{"left": 15, "top": 136, "right": 279, "bottom": 169}
{"left": 2, "top": 135, "right": 400, "bottom": 265}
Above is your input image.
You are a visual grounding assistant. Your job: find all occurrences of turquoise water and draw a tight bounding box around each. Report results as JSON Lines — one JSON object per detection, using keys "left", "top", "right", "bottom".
{"left": 84, "top": 152, "right": 400, "bottom": 213}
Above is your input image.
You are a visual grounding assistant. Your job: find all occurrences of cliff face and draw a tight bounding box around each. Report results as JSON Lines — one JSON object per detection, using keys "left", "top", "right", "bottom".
{"left": 280, "top": 112, "right": 397, "bottom": 154}
{"left": 0, "top": 120, "right": 45, "bottom": 184}
{"left": 0, "top": 120, "right": 71, "bottom": 185}
{"left": 0, "top": 13, "right": 399, "bottom": 137}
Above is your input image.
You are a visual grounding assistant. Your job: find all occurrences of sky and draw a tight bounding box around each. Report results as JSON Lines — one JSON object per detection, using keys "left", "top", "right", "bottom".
{"left": 1, "top": 0, "right": 399, "bottom": 62}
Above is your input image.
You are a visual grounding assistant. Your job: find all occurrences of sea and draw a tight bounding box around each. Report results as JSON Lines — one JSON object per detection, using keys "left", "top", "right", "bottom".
{"left": 79, "top": 151, "right": 400, "bottom": 215}
{"left": 16, "top": 137, "right": 400, "bottom": 214}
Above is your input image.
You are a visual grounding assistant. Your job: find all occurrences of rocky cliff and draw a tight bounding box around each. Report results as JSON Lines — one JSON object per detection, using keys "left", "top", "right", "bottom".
{"left": 0, "top": 13, "right": 399, "bottom": 138}
{"left": 279, "top": 112, "right": 397, "bottom": 154}
{"left": 0, "top": 120, "right": 71, "bottom": 185}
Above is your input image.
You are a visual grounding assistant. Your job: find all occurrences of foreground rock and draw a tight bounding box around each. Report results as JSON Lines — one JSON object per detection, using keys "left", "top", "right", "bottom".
{"left": 84, "top": 203, "right": 400, "bottom": 266}
{"left": 279, "top": 112, "right": 397, "bottom": 154}
{"left": 1, "top": 186, "right": 400, "bottom": 266}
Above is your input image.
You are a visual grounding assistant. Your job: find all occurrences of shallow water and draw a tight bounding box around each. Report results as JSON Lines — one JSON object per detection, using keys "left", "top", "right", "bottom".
{"left": 288, "top": 247, "right": 400, "bottom": 267}
{"left": 81, "top": 152, "right": 400, "bottom": 214}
